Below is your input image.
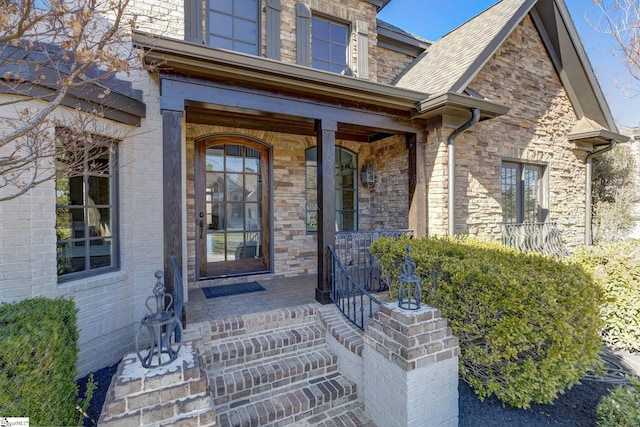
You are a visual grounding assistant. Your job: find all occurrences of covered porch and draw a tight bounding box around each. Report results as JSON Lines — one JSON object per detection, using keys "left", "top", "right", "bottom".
{"left": 133, "top": 33, "right": 438, "bottom": 307}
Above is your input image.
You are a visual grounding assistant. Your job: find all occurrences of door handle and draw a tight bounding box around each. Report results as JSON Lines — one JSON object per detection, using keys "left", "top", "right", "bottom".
{"left": 198, "top": 213, "right": 204, "bottom": 239}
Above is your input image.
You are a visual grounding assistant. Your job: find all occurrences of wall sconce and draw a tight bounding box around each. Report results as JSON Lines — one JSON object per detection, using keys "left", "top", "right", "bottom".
{"left": 360, "top": 165, "right": 378, "bottom": 188}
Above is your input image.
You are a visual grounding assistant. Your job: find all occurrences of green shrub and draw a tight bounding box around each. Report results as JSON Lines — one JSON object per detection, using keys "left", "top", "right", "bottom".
{"left": 371, "top": 236, "right": 604, "bottom": 408}
{"left": 0, "top": 297, "right": 80, "bottom": 425}
{"left": 597, "top": 377, "right": 640, "bottom": 426}
{"left": 572, "top": 240, "right": 640, "bottom": 352}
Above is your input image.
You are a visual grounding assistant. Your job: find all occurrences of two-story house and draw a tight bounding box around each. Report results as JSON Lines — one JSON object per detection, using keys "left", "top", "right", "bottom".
{"left": 0, "top": 0, "right": 627, "bottom": 377}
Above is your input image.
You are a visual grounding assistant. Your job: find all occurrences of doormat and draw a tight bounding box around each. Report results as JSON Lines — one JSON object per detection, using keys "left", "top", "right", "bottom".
{"left": 202, "top": 281, "right": 265, "bottom": 299}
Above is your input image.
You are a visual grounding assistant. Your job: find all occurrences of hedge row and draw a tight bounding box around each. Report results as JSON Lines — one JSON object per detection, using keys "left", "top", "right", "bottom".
{"left": 572, "top": 239, "right": 640, "bottom": 352}
{"left": 371, "top": 236, "right": 603, "bottom": 409}
{"left": 0, "top": 297, "right": 80, "bottom": 425}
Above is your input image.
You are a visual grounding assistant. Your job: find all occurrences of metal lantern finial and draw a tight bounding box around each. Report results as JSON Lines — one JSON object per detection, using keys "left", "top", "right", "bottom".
{"left": 398, "top": 246, "right": 421, "bottom": 310}
{"left": 135, "top": 270, "right": 183, "bottom": 368}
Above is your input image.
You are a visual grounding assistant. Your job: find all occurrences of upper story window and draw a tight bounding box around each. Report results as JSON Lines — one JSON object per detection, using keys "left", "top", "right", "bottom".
{"left": 306, "top": 147, "right": 357, "bottom": 232}
{"left": 311, "top": 16, "right": 349, "bottom": 74}
{"left": 207, "top": 0, "right": 259, "bottom": 55}
{"left": 56, "top": 131, "right": 118, "bottom": 281}
{"left": 501, "top": 161, "right": 546, "bottom": 224}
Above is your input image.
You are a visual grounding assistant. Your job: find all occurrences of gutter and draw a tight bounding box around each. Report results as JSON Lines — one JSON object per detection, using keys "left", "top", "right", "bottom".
{"left": 448, "top": 108, "right": 480, "bottom": 236}
{"left": 584, "top": 139, "right": 617, "bottom": 245}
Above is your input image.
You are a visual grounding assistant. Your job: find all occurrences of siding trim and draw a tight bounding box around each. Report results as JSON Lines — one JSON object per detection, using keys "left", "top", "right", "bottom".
{"left": 184, "top": 0, "right": 203, "bottom": 44}
{"left": 356, "top": 20, "right": 369, "bottom": 79}
{"left": 296, "top": 2, "right": 312, "bottom": 67}
{"left": 266, "top": 0, "right": 281, "bottom": 60}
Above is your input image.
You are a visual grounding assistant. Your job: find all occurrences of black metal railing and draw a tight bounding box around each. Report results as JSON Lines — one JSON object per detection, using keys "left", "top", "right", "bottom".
{"left": 329, "top": 244, "right": 383, "bottom": 330}
{"left": 501, "top": 222, "right": 569, "bottom": 258}
{"left": 334, "top": 230, "right": 413, "bottom": 292}
{"left": 329, "top": 229, "right": 413, "bottom": 329}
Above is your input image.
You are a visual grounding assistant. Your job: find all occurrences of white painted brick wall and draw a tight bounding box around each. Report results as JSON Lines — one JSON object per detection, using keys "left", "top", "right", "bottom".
{"left": 363, "top": 343, "right": 459, "bottom": 427}
{"left": 325, "top": 331, "right": 363, "bottom": 396}
{"left": 0, "top": 67, "right": 165, "bottom": 377}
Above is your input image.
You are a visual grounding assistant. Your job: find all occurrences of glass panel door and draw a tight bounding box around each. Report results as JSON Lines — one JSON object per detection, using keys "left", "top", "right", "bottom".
{"left": 198, "top": 140, "right": 269, "bottom": 278}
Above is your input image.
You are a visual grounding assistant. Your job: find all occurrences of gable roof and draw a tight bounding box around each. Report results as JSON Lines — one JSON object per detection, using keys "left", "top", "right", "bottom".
{"left": 394, "top": 0, "right": 534, "bottom": 96}
{"left": 393, "top": 0, "right": 625, "bottom": 139}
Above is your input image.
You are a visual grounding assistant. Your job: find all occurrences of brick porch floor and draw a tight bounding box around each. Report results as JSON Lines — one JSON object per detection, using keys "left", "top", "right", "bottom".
{"left": 186, "top": 274, "right": 319, "bottom": 324}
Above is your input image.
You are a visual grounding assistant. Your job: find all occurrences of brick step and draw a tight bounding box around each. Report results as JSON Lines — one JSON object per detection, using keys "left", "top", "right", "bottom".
{"left": 207, "top": 322, "right": 326, "bottom": 369}
{"left": 210, "top": 345, "right": 339, "bottom": 405}
{"left": 190, "top": 305, "right": 318, "bottom": 345}
{"left": 216, "top": 372, "right": 358, "bottom": 427}
{"left": 305, "top": 401, "right": 375, "bottom": 427}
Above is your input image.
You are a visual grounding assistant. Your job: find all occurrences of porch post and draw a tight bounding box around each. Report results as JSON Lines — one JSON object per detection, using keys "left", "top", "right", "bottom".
{"left": 315, "top": 119, "right": 336, "bottom": 304}
{"left": 162, "top": 108, "right": 184, "bottom": 294}
{"left": 407, "top": 132, "right": 428, "bottom": 237}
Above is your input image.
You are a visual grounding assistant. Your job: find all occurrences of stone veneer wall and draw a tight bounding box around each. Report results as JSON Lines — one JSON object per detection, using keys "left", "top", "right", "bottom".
{"left": 427, "top": 16, "right": 586, "bottom": 247}
{"left": 376, "top": 46, "right": 417, "bottom": 85}
{"left": 363, "top": 135, "right": 411, "bottom": 231}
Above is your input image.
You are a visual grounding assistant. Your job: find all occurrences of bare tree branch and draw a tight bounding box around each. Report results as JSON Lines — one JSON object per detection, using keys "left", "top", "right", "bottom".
{"left": 0, "top": 0, "right": 167, "bottom": 201}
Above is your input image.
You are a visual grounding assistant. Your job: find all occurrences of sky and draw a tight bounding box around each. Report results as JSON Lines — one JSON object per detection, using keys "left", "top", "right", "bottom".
{"left": 378, "top": 0, "right": 640, "bottom": 129}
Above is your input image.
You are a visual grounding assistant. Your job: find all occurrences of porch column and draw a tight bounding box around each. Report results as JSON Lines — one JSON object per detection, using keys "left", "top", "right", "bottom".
{"left": 316, "top": 119, "right": 336, "bottom": 304}
{"left": 408, "top": 132, "right": 428, "bottom": 237}
{"left": 162, "top": 108, "right": 184, "bottom": 294}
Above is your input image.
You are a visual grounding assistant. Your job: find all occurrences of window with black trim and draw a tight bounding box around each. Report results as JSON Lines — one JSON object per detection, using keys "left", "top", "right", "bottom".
{"left": 501, "top": 161, "right": 546, "bottom": 224}
{"left": 56, "top": 131, "right": 118, "bottom": 280}
{"left": 311, "top": 15, "right": 349, "bottom": 74}
{"left": 208, "top": 0, "right": 259, "bottom": 55}
{"left": 305, "top": 147, "right": 357, "bottom": 232}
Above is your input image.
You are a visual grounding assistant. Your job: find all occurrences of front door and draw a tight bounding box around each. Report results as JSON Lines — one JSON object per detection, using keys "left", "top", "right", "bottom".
{"left": 197, "top": 137, "right": 270, "bottom": 278}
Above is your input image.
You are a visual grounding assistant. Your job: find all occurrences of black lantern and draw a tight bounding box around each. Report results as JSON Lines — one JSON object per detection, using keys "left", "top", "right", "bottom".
{"left": 398, "top": 246, "right": 421, "bottom": 310}
{"left": 360, "top": 165, "right": 377, "bottom": 188}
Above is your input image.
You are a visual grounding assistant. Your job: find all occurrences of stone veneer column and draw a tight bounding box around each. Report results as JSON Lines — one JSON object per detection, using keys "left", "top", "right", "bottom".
{"left": 363, "top": 303, "right": 460, "bottom": 427}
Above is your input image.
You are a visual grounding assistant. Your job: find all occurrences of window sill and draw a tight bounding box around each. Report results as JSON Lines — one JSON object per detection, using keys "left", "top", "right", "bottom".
{"left": 57, "top": 271, "right": 128, "bottom": 296}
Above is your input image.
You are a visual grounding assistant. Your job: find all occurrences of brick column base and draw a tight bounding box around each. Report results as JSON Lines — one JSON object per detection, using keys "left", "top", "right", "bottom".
{"left": 363, "top": 303, "right": 460, "bottom": 427}
{"left": 98, "top": 341, "right": 216, "bottom": 426}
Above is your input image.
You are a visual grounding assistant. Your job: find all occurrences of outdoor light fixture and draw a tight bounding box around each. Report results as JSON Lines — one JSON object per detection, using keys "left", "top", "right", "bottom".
{"left": 398, "top": 246, "right": 421, "bottom": 310}
{"left": 360, "top": 165, "right": 377, "bottom": 188}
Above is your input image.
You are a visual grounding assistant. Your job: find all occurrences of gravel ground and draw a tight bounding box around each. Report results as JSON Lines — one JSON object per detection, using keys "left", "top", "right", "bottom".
{"left": 77, "top": 364, "right": 616, "bottom": 426}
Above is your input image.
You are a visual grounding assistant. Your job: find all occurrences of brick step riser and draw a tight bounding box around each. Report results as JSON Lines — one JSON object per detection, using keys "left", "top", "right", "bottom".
{"left": 200, "top": 306, "right": 319, "bottom": 344}
{"left": 207, "top": 325, "right": 326, "bottom": 369}
{"left": 211, "top": 349, "right": 339, "bottom": 405}
{"left": 305, "top": 401, "right": 372, "bottom": 427}
{"left": 216, "top": 374, "right": 358, "bottom": 427}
